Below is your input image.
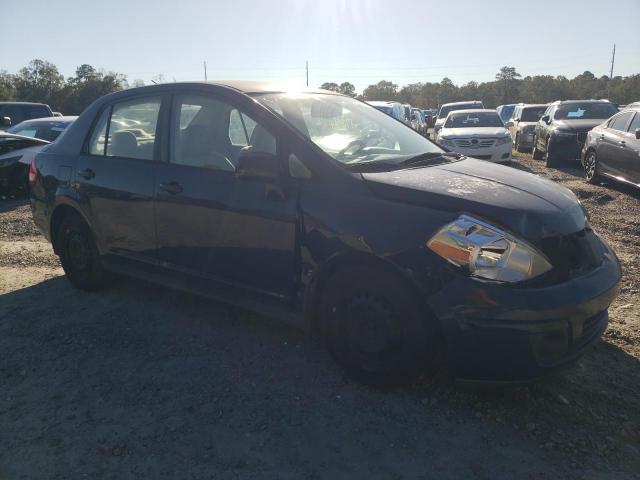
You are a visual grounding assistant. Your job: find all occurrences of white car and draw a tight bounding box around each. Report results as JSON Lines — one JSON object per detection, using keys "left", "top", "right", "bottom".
{"left": 436, "top": 109, "right": 512, "bottom": 163}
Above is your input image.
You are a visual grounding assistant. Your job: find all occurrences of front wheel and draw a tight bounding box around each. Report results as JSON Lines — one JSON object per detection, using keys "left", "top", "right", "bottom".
{"left": 545, "top": 139, "right": 560, "bottom": 168}
{"left": 584, "top": 150, "right": 600, "bottom": 184}
{"left": 57, "top": 214, "right": 108, "bottom": 291}
{"left": 320, "top": 266, "right": 436, "bottom": 386}
{"left": 532, "top": 136, "right": 543, "bottom": 159}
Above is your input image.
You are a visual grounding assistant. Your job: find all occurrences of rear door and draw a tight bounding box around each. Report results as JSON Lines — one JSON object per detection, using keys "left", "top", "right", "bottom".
{"left": 76, "top": 95, "right": 163, "bottom": 260}
{"left": 599, "top": 111, "right": 633, "bottom": 175}
{"left": 154, "top": 91, "right": 299, "bottom": 299}
{"left": 622, "top": 112, "right": 640, "bottom": 184}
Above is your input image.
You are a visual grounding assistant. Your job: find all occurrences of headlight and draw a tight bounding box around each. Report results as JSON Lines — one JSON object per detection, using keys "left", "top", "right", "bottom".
{"left": 427, "top": 215, "right": 552, "bottom": 283}
{"left": 495, "top": 136, "right": 512, "bottom": 145}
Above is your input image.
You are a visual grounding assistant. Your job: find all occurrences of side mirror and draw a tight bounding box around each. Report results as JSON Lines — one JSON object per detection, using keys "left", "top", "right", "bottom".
{"left": 236, "top": 148, "right": 280, "bottom": 180}
{"left": 0, "top": 116, "right": 11, "bottom": 127}
{"left": 541, "top": 115, "right": 550, "bottom": 124}
{"left": 636, "top": 128, "right": 640, "bottom": 140}
{"left": 504, "top": 121, "right": 514, "bottom": 128}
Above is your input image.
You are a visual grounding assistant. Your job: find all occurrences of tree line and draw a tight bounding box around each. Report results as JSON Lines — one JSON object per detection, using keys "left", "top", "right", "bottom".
{"left": 354, "top": 67, "right": 640, "bottom": 108}
{"left": 1, "top": 60, "right": 638, "bottom": 116}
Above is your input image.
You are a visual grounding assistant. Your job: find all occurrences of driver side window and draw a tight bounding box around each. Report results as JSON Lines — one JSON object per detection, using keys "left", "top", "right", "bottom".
{"left": 170, "top": 94, "right": 276, "bottom": 172}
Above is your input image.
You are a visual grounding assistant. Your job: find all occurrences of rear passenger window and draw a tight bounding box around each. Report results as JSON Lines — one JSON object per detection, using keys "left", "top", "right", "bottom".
{"left": 88, "top": 107, "right": 110, "bottom": 155}
{"left": 628, "top": 113, "right": 640, "bottom": 133}
{"left": 608, "top": 112, "right": 633, "bottom": 132}
{"left": 106, "top": 97, "right": 161, "bottom": 160}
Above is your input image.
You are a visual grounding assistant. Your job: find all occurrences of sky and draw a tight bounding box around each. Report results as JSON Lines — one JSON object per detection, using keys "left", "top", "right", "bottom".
{"left": 2, "top": 0, "right": 639, "bottom": 92}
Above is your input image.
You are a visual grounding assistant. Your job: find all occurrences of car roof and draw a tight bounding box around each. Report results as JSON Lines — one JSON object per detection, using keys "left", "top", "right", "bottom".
{"left": 551, "top": 99, "right": 613, "bottom": 105}
{"left": 366, "top": 100, "right": 396, "bottom": 106}
{"left": 447, "top": 109, "right": 498, "bottom": 115}
{"left": 0, "top": 101, "right": 50, "bottom": 107}
{"left": 14, "top": 116, "right": 77, "bottom": 124}
{"left": 441, "top": 101, "right": 482, "bottom": 107}
{"left": 128, "top": 81, "right": 336, "bottom": 96}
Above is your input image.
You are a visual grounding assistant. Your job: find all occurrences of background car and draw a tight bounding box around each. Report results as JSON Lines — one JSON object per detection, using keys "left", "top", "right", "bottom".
{"left": 433, "top": 101, "right": 484, "bottom": 137}
{"left": 507, "top": 104, "right": 548, "bottom": 152}
{"left": 411, "top": 108, "right": 427, "bottom": 135}
{"left": 532, "top": 100, "right": 619, "bottom": 167}
{"left": 582, "top": 106, "right": 640, "bottom": 189}
{"left": 0, "top": 132, "right": 49, "bottom": 196}
{"left": 402, "top": 104, "right": 413, "bottom": 126}
{"left": 366, "top": 101, "right": 405, "bottom": 122}
{"left": 7, "top": 116, "right": 77, "bottom": 142}
{"left": 436, "top": 109, "right": 512, "bottom": 163}
{"left": 496, "top": 104, "right": 517, "bottom": 123}
{"left": 0, "top": 102, "right": 53, "bottom": 130}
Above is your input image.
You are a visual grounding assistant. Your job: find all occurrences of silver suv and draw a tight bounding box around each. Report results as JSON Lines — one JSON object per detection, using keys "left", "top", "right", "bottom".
{"left": 507, "top": 104, "right": 548, "bottom": 152}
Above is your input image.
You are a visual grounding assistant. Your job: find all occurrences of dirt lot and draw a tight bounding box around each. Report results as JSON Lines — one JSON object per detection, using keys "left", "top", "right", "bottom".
{"left": 0, "top": 154, "right": 638, "bottom": 479}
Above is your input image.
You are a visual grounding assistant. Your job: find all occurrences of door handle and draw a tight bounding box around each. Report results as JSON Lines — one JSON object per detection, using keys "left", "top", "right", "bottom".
{"left": 158, "top": 181, "right": 183, "bottom": 195}
{"left": 619, "top": 140, "right": 626, "bottom": 146}
{"left": 78, "top": 168, "right": 95, "bottom": 180}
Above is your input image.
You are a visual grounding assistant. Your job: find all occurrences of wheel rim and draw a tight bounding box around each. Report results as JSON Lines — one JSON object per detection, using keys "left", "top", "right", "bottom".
{"left": 344, "top": 293, "right": 401, "bottom": 358}
{"left": 585, "top": 152, "right": 596, "bottom": 180}
{"left": 66, "top": 230, "right": 90, "bottom": 271}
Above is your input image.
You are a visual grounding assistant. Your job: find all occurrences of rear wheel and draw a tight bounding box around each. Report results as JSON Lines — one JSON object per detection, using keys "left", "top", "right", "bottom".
{"left": 320, "top": 266, "right": 436, "bottom": 387}
{"left": 584, "top": 149, "right": 600, "bottom": 184}
{"left": 57, "top": 214, "right": 107, "bottom": 291}
{"left": 515, "top": 134, "right": 527, "bottom": 153}
{"left": 532, "top": 136, "right": 543, "bottom": 159}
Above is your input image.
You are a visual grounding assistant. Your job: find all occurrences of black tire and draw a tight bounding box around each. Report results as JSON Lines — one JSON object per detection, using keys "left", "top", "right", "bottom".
{"left": 57, "top": 214, "right": 107, "bottom": 291}
{"left": 532, "top": 136, "right": 543, "bottom": 160}
{"left": 515, "top": 134, "right": 527, "bottom": 153}
{"left": 320, "top": 266, "right": 436, "bottom": 387}
{"left": 584, "top": 149, "right": 600, "bottom": 184}
{"left": 545, "top": 139, "right": 560, "bottom": 168}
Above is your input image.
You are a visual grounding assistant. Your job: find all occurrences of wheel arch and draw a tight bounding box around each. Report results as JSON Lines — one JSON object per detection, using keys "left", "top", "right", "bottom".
{"left": 49, "top": 201, "right": 92, "bottom": 255}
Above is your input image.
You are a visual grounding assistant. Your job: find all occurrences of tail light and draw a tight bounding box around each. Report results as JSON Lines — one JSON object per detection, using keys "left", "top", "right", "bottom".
{"left": 28, "top": 158, "right": 37, "bottom": 186}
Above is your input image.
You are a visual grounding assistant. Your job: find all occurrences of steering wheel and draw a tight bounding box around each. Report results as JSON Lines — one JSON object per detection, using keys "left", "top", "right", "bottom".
{"left": 336, "top": 140, "right": 367, "bottom": 160}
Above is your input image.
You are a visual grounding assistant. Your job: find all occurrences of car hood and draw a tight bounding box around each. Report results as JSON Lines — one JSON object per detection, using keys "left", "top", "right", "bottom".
{"left": 440, "top": 127, "right": 509, "bottom": 138}
{"left": 553, "top": 119, "right": 605, "bottom": 132}
{"left": 361, "top": 158, "right": 586, "bottom": 242}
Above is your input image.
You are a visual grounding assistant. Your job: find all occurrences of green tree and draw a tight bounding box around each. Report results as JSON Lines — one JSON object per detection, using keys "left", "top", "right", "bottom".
{"left": 0, "top": 70, "right": 16, "bottom": 101}
{"left": 59, "top": 64, "right": 127, "bottom": 114}
{"left": 320, "top": 82, "right": 340, "bottom": 92}
{"left": 338, "top": 82, "right": 356, "bottom": 97}
{"left": 495, "top": 66, "right": 521, "bottom": 104}
{"left": 362, "top": 80, "right": 398, "bottom": 101}
{"left": 14, "top": 59, "right": 64, "bottom": 108}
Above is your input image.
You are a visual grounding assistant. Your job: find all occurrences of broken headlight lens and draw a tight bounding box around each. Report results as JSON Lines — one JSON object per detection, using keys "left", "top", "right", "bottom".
{"left": 427, "top": 215, "right": 552, "bottom": 282}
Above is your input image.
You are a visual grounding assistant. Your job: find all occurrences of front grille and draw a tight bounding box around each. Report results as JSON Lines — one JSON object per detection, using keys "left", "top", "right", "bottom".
{"left": 454, "top": 138, "right": 496, "bottom": 148}
{"left": 576, "top": 132, "right": 587, "bottom": 148}
{"left": 537, "top": 228, "right": 603, "bottom": 282}
{"left": 470, "top": 154, "right": 492, "bottom": 160}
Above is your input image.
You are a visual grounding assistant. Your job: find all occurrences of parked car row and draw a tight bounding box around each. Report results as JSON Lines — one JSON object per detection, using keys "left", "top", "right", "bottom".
{"left": 365, "top": 100, "right": 429, "bottom": 136}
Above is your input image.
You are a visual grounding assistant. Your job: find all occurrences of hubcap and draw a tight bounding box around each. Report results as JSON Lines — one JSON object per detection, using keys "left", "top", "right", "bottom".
{"left": 345, "top": 293, "right": 398, "bottom": 354}
{"left": 67, "top": 230, "right": 90, "bottom": 271}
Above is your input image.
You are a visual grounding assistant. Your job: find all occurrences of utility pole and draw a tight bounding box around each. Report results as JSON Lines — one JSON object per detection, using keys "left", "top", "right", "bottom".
{"left": 204, "top": 61, "right": 208, "bottom": 81}
{"left": 609, "top": 44, "right": 616, "bottom": 80}
{"left": 607, "top": 44, "right": 615, "bottom": 99}
{"left": 306, "top": 61, "right": 309, "bottom": 87}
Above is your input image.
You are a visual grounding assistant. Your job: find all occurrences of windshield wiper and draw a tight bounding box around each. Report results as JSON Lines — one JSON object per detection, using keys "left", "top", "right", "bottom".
{"left": 399, "top": 151, "right": 463, "bottom": 166}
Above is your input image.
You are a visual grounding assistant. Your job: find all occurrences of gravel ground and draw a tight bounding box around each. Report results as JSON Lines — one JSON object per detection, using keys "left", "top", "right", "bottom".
{"left": 0, "top": 154, "right": 638, "bottom": 479}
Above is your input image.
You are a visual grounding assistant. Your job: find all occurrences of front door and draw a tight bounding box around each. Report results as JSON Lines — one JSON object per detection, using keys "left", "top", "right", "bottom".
{"left": 154, "top": 92, "right": 298, "bottom": 299}
{"left": 76, "top": 95, "right": 163, "bottom": 260}
{"left": 599, "top": 111, "right": 634, "bottom": 176}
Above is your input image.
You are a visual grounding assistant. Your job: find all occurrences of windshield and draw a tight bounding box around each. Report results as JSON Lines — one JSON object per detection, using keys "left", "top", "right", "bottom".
{"left": 438, "top": 103, "right": 481, "bottom": 118}
{"left": 373, "top": 105, "right": 392, "bottom": 115}
{"left": 254, "top": 93, "right": 444, "bottom": 165}
{"left": 554, "top": 102, "right": 618, "bottom": 120}
{"left": 498, "top": 105, "right": 515, "bottom": 121}
{"left": 521, "top": 107, "right": 547, "bottom": 122}
{"left": 8, "top": 121, "right": 70, "bottom": 141}
{"left": 444, "top": 111, "right": 503, "bottom": 128}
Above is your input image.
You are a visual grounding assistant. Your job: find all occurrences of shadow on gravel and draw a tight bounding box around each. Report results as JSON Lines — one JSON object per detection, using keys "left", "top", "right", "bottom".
{"left": 0, "top": 196, "right": 29, "bottom": 213}
{"left": 1, "top": 275, "right": 639, "bottom": 479}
